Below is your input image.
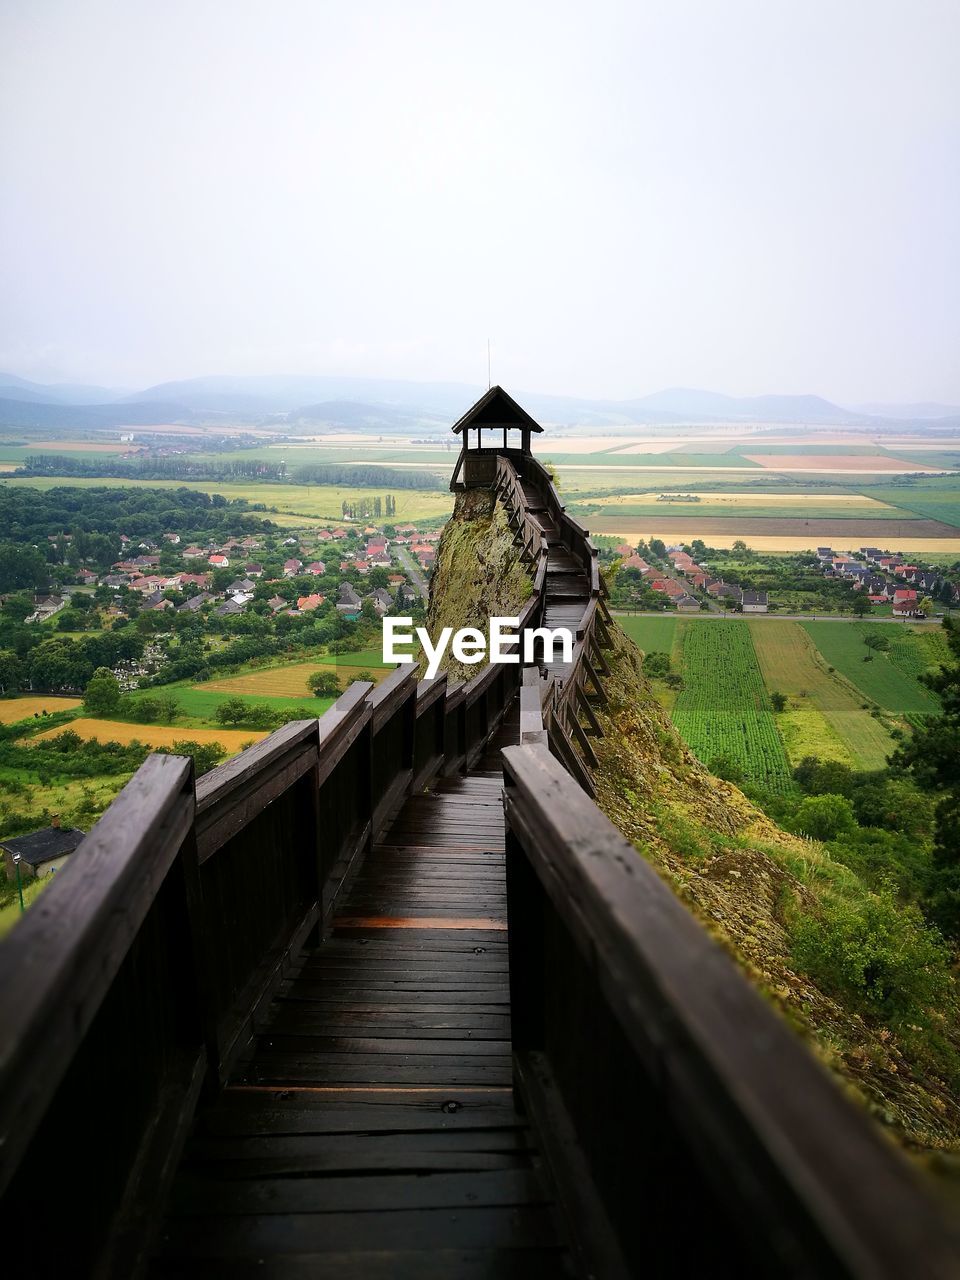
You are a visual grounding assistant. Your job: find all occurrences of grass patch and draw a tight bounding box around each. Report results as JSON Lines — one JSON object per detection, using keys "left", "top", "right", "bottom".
{"left": 801, "top": 622, "right": 941, "bottom": 715}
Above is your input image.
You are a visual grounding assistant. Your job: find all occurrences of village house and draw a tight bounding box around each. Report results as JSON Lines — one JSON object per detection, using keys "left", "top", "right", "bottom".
{"left": 208, "top": 553, "right": 229, "bottom": 568}
{"left": 370, "top": 588, "right": 394, "bottom": 615}
{"left": 296, "top": 594, "right": 325, "bottom": 612}
{"left": 177, "top": 592, "right": 213, "bottom": 613}
{"left": 707, "top": 581, "right": 742, "bottom": 602}
{"left": 675, "top": 594, "right": 700, "bottom": 612}
{"left": 283, "top": 558, "right": 304, "bottom": 577}
{"left": 305, "top": 561, "right": 326, "bottom": 576}
{"left": 3, "top": 825, "right": 86, "bottom": 882}
{"left": 741, "top": 591, "right": 768, "bottom": 613}
{"left": 622, "top": 554, "right": 651, "bottom": 572}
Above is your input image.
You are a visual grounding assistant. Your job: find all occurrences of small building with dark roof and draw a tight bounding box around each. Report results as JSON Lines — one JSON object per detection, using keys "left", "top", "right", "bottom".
{"left": 2, "top": 825, "right": 85, "bottom": 881}
{"left": 450, "top": 385, "right": 544, "bottom": 489}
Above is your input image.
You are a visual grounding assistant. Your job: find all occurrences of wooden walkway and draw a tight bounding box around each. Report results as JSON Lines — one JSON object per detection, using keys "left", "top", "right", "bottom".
{"left": 152, "top": 714, "right": 576, "bottom": 1277}
{"left": 518, "top": 476, "right": 588, "bottom": 684}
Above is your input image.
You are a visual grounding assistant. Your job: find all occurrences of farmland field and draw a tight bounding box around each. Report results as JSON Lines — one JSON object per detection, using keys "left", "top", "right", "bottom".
{"left": 31, "top": 718, "right": 267, "bottom": 752}
{"left": 0, "top": 475, "right": 453, "bottom": 523}
{"left": 200, "top": 655, "right": 391, "bottom": 699}
{"left": 671, "top": 621, "right": 793, "bottom": 792}
{"left": 616, "top": 615, "right": 899, "bottom": 773}
{"left": 122, "top": 686, "right": 335, "bottom": 724}
{"left": 0, "top": 696, "right": 81, "bottom": 723}
{"left": 747, "top": 620, "right": 894, "bottom": 769}
{"left": 800, "top": 622, "right": 942, "bottom": 715}
{"left": 616, "top": 615, "right": 677, "bottom": 658}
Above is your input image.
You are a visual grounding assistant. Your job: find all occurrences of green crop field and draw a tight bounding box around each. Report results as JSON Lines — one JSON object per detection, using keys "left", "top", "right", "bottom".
{"left": 747, "top": 620, "right": 894, "bottom": 770}
{"left": 0, "top": 475, "right": 453, "bottom": 522}
{"left": 616, "top": 615, "right": 677, "bottom": 657}
{"left": 800, "top": 622, "right": 942, "bottom": 715}
{"left": 671, "top": 620, "right": 793, "bottom": 792}
{"left": 869, "top": 481, "right": 960, "bottom": 529}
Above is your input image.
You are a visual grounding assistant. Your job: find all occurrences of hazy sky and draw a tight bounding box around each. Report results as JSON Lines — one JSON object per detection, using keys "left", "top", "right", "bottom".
{"left": 1, "top": 0, "right": 957, "bottom": 403}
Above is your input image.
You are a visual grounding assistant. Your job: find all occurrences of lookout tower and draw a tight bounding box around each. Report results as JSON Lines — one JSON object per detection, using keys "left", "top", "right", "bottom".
{"left": 450, "top": 385, "right": 544, "bottom": 490}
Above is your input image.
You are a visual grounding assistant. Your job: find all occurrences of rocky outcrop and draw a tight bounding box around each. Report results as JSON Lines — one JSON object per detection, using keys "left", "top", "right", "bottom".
{"left": 423, "top": 488, "right": 532, "bottom": 682}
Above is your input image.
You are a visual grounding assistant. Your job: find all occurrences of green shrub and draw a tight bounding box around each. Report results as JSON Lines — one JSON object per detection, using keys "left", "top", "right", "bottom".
{"left": 791, "top": 793, "right": 857, "bottom": 841}
{"left": 790, "top": 886, "right": 951, "bottom": 1022}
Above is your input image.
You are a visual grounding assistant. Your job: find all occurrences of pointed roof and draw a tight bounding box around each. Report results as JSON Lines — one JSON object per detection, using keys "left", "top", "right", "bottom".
{"left": 451, "top": 385, "right": 544, "bottom": 435}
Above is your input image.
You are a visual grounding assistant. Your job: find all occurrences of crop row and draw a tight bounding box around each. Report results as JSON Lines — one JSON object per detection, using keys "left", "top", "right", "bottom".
{"left": 672, "top": 621, "right": 793, "bottom": 792}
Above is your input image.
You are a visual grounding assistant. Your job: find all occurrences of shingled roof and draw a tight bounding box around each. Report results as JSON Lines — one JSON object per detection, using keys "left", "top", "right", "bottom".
{"left": 0, "top": 826, "right": 85, "bottom": 865}
{"left": 450, "top": 385, "right": 544, "bottom": 435}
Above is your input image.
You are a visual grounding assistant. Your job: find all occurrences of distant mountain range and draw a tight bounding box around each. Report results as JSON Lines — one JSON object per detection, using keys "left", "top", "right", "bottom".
{"left": 0, "top": 372, "right": 958, "bottom": 433}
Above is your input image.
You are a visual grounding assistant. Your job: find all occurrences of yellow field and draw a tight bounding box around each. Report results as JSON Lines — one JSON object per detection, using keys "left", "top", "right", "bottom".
{"left": 590, "top": 491, "right": 892, "bottom": 510}
{"left": 589, "top": 526, "right": 960, "bottom": 553}
{"left": 776, "top": 707, "right": 855, "bottom": 767}
{"left": 0, "top": 696, "right": 82, "bottom": 723}
{"left": 32, "top": 718, "right": 266, "bottom": 751}
{"left": 200, "top": 659, "right": 389, "bottom": 698}
{"left": 747, "top": 620, "right": 894, "bottom": 770}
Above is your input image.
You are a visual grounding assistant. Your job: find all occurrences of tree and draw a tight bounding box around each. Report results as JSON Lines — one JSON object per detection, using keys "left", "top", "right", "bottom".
{"left": 0, "top": 649, "right": 24, "bottom": 692}
{"left": 163, "top": 739, "right": 226, "bottom": 776}
{"left": 215, "top": 697, "right": 250, "bottom": 726}
{"left": 918, "top": 596, "right": 934, "bottom": 617}
{"left": 83, "top": 666, "right": 121, "bottom": 715}
{"left": 770, "top": 691, "right": 787, "bottom": 712}
{"left": 792, "top": 793, "right": 857, "bottom": 841}
{"left": 709, "top": 753, "right": 745, "bottom": 785}
{"left": 308, "top": 671, "right": 341, "bottom": 697}
{"left": 641, "top": 651, "right": 670, "bottom": 677}
{"left": 863, "top": 631, "right": 889, "bottom": 652}
{"left": 852, "top": 594, "right": 871, "bottom": 617}
{"left": 894, "top": 617, "right": 960, "bottom": 933}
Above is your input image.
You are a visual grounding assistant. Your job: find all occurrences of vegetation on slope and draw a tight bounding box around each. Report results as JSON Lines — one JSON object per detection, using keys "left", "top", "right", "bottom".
{"left": 431, "top": 488, "right": 960, "bottom": 1155}
{"left": 590, "top": 624, "right": 960, "bottom": 1154}
{"left": 423, "top": 487, "right": 532, "bottom": 682}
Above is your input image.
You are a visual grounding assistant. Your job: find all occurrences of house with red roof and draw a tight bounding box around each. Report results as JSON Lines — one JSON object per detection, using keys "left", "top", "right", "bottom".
{"left": 296, "top": 594, "right": 325, "bottom": 612}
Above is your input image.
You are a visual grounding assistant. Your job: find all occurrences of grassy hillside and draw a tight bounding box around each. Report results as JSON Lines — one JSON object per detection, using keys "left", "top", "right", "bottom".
{"left": 428, "top": 494, "right": 960, "bottom": 1153}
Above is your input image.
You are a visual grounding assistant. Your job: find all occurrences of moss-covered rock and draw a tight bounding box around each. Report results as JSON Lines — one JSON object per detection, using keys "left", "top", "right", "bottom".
{"left": 423, "top": 488, "right": 532, "bottom": 682}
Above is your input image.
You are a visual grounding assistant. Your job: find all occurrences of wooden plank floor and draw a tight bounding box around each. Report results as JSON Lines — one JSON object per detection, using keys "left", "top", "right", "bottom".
{"left": 152, "top": 713, "right": 576, "bottom": 1277}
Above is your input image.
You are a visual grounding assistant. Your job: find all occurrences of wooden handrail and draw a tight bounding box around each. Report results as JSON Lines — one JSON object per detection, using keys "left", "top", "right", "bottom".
{"left": 502, "top": 743, "right": 960, "bottom": 1278}
{"left": 0, "top": 754, "right": 197, "bottom": 1198}
{"left": 196, "top": 717, "right": 319, "bottom": 861}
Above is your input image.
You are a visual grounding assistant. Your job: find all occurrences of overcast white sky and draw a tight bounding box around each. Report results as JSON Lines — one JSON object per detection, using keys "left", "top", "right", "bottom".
{"left": 0, "top": 0, "right": 957, "bottom": 403}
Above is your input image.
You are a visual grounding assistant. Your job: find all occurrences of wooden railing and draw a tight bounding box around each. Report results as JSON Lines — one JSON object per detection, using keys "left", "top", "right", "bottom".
{"left": 492, "top": 450, "right": 612, "bottom": 795}
{"left": 496, "top": 451, "right": 960, "bottom": 1275}
{"left": 502, "top": 744, "right": 960, "bottom": 1278}
{"left": 0, "top": 657, "right": 522, "bottom": 1277}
